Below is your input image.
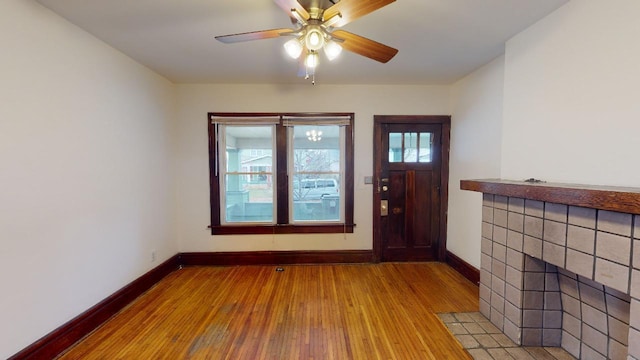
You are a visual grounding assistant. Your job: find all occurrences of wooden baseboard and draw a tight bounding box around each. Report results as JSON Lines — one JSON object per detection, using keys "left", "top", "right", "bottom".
{"left": 445, "top": 251, "right": 480, "bottom": 285}
{"left": 10, "top": 250, "right": 373, "bottom": 359}
{"left": 11, "top": 250, "right": 478, "bottom": 359}
{"left": 180, "top": 250, "right": 374, "bottom": 266}
{"left": 9, "top": 255, "right": 181, "bottom": 360}
{"left": 12, "top": 249, "right": 437, "bottom": 359}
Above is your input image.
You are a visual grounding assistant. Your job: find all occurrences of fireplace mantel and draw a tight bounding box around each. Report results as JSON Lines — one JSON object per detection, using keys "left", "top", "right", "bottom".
{"left": 461, "top": 179, "right": 640, "bottom": 215}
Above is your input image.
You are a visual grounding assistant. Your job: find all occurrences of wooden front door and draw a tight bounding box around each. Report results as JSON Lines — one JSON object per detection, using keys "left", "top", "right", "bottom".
{"left": 373, "top": 116, "right": 450, "bottom": 262}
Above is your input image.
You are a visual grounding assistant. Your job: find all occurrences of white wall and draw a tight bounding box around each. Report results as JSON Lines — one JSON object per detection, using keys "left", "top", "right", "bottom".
{"left": 174, "top": 84, "right": 451, "bottom": 252}
{"left": 0, "top": 1, "right": 177, "bottom": 357}
{"left": 449, "top": 0, "right": 640, "bottom": 268}
{"left": 502, "top": 0, "right": 640, "bottom": 186}
{"left": 448, "top": 56, "right": 505, "bottom": 268}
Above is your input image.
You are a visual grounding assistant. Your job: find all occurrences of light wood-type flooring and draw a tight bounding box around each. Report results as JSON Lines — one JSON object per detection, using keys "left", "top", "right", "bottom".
{"left": 58, "top": 262, "right": 479, "bottom": 359}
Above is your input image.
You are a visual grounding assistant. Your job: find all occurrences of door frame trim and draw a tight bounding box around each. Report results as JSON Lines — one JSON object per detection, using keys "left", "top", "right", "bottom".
{"left": 372, "top": 115, "right": 451, "bottom": 262}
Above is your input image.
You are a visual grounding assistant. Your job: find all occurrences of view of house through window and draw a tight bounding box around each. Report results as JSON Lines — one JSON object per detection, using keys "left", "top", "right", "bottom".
{"left": 209, "top": 113, "right": 354, "bottom": 234}
{"left": 220, "top": 125, "right": 275, "bottom": 223}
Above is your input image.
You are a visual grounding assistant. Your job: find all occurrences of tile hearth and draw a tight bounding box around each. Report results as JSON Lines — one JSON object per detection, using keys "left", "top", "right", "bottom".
{"left": 439, "top": 312, "right": 575, "bottom": 360}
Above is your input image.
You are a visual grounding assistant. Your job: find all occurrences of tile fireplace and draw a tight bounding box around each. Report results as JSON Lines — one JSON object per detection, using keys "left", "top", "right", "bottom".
{"left": 461, "top": 179, "right": 640, "bottom": 360}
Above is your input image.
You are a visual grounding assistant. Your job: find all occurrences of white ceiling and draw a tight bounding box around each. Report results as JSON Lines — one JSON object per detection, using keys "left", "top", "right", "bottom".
{"left": 36, "top": 0, "right": 568, "bottom": 85}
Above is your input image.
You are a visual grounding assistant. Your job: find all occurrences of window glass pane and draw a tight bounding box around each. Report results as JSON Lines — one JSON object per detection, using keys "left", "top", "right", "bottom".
{"left": 389, "top": 132, "right": 403, "bottom": 163}
{"left": 292, "top": 125, "right": 341, "bottom": 222}
{"left": 223, "top": 126, "right": 274, "bottom": 223}
{"left": 404, "top": 132, "right": 418, "bottom": 162}
{"left": 419, "top": 132, "right": 432, "bottom": 163}
{"left": 225, "top": 175, "right": 273, "bottom": 222}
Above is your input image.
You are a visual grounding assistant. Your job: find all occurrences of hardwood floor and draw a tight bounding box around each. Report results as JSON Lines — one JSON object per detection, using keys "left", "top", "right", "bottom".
{"left": 57, "top": 263, "right": 478, "bottom": 359}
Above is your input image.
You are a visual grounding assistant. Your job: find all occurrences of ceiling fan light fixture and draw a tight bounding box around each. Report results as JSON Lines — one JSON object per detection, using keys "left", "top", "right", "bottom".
{"left": 284, "top": 38, "right": 303, "bottom": 59}
{"left": 306, "top": 129, "right": 322, "bottom": 142}
{"left": 305, "top": 52, "right": 319, "bottom": 68}
{"left": 215, "top": 0, "right": 399, "bottom": 84}
{"left": 305, "top": 27, "right": 325, "bottom": 51}
{"left": 324, "top": 40, "right": 342, "bottom": 61}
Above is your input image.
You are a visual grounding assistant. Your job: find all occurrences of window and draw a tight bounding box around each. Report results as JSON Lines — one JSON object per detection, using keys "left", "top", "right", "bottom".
{"left": 388, "top": 131, "right": 432, "bottom": 163}
{"left": 219, "top": 125, "right": 275, "bottom": 223}
{"left": 208, "top": 113, "right": 354, "bottom": 234}
{"left": 290, "top": 124, "right": 342, "bottom": 222}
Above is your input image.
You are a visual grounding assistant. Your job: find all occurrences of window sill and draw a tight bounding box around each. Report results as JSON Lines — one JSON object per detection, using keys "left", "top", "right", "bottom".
{"left": 210, "top": 224, "right": 355, "bottom": 235}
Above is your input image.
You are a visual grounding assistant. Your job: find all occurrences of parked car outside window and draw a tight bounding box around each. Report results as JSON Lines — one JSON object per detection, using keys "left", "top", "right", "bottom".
{"left": 293, "top": 179, "right": 339, "bottom": 200}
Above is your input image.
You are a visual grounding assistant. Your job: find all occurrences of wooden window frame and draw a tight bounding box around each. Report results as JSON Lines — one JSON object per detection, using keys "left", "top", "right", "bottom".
{"left": 208, "top": 112, "right": 355, "bottom": 235}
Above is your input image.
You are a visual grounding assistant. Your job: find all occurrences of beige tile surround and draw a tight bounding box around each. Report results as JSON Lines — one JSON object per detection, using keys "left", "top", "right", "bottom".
{"left": 479, "top": 194, "right": 639, "bottom": 360}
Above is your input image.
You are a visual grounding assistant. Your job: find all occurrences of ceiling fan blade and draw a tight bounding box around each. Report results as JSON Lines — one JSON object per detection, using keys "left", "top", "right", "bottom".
{"left": 332, "top": 30, "right": 398, "bottom": 63}
{"left": 215, "top": 28, "right": 294, "bottom": 44}
{"left": 324, "top": 0, "right": 395, "bottom": 28}
{"left": 273, "top": 0, "right": 310, "bottom": 22}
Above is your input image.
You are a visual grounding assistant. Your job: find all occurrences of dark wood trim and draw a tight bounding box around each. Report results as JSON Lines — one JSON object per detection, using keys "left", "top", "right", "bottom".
{"left": 208, "top": 118, "right": 220, "bottom": 232}
{"left": 209, "top": 112, "right": 354, "bottom": 119}
{"left": 445, "top": 251, "right": 480, "bottom": 285}
{"left": 344, "top": 120, "right": 355, "bottom": 228}
{"left": 180, "top": 250, "right": 374, "bottom": 266}
{"left": 460, "top": 179, "right": 640, "bottom": 215}
{"left": 371, "top": 115, "right": 452, "bottom": 124}
{"left": 275, "top": 122, "right": 288, "bottom": 225}
{"left": 372, "top": 117, "right": 384, "bottom": 262}
{"left": 207, "top": 112, "right": 355, "bottom": 235}
{"left": 372, "top": 115, "right": 452, "bottom": 262}
{"left": 210, "top": 224, "right": 355, "bottom": 235}
{"left": 9, "top": 255, "right": 181, "bottom": 360}
{"left": 439, "top": 121, "right": 451, "bottom": 262}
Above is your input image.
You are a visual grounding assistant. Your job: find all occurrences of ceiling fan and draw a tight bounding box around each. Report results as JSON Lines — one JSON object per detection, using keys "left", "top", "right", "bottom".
{"left": 215, "top": 0, "right": 398, "bottom": 83}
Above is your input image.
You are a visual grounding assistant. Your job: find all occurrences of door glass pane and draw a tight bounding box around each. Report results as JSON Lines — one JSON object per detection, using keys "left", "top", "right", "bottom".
{"left": 419, "top": 133, "right": 432, "bottom": 163}
{"left": 404, "top": 132, "right": 418, "bottom": 162}
{"left": 223, "top": 126, "right": 274, "bottom": 223}
{"left": 291, "top": 125, "right": 342, "bottom": 222}
{"left": 388, "top": 132, "right": 403, "bottom": 163}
